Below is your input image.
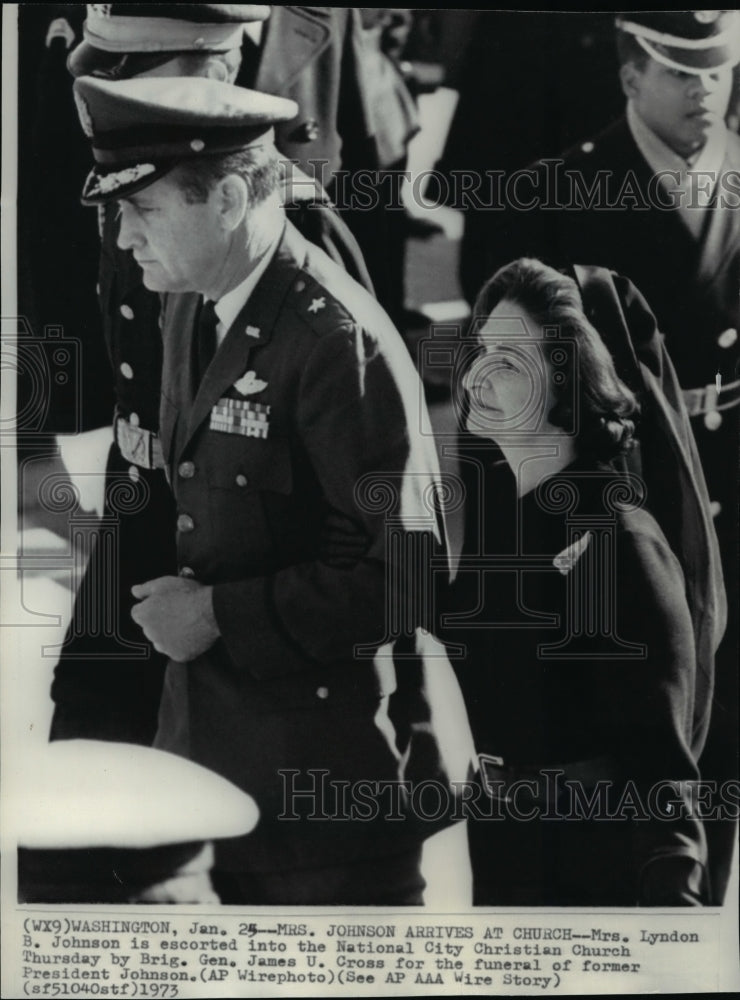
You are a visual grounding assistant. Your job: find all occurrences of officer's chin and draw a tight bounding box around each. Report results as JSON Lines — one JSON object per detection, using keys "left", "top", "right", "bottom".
{"left": 138, "top": 267, "right": 170, "bottom": 293}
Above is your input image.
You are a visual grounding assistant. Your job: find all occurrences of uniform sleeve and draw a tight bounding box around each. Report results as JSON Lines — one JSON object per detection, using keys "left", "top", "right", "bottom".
{"left": 601, "top": 522, "right": 708, "bottom": 904}
{"left": 211, "top": 321, "right": 442, "bottom": 679}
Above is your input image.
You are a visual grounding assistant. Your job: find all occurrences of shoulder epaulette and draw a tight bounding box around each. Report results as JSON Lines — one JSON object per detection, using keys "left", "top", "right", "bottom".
{"left": 288, "top": 271, "right": 355, "bottom": 335}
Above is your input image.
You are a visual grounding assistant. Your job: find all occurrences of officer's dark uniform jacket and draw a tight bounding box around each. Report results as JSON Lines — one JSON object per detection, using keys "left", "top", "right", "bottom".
{"left": 49, "top": 168, "right": 374, "bottom": 745}
{"left": 154, "top": 221, "right": 468, "bottom": 873}
{"left": 241, "top": 6, "right": 377, "bottom": 185}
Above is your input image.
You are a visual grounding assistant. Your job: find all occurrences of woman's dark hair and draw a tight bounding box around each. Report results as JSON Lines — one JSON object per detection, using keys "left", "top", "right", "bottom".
{"left": 471, "top": 257, "right": 639, "bottom": 458}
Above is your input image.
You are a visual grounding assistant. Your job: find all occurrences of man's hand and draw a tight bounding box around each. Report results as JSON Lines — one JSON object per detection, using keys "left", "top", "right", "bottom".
{"left": 131, "top": 577, "right": 220, "bottom": 662}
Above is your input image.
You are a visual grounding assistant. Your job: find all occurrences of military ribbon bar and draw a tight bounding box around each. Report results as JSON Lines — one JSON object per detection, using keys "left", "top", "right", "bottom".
{"left": 210, "top": 397, "right": 271, "bottom": 439}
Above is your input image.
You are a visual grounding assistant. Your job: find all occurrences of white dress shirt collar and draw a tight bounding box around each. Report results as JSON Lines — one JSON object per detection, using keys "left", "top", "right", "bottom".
{"left": 627, "top": 99, "right": 727, "bottom": 176}
{"left": 626, "top": 100, "right": 727, "bottom": 236}
{"left": 211, "top": 236, "right": 280, "bottom": 346}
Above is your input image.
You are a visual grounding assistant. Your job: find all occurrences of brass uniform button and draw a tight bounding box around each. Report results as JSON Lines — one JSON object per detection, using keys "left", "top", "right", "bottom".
{"left": 704, "top": 410, "right": 722, "bottom": 431}
{"left": 300, "top": 118, "right": 320, "bottom": 142}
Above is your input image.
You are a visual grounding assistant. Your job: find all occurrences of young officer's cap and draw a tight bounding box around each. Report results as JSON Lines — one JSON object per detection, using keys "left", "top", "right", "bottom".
{"left": 615, "top": 11, "right": 740, "bottom": 73}
{"left": 14, "top": 741, "right": 259, "bottom": 904}
{"left": 15, "top": 740, "right": 259, "bottom": 849}
{"left": 74, "top": 75, "right": 298, "bottom": 204}
{"left": 68, "top": 3, "right": 271, "bottom": 78}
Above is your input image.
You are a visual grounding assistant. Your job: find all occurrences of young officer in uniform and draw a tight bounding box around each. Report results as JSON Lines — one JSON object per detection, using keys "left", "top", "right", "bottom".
{"left": 50, "top": 5, "right": 372, "bottom": 745}
{"left": 72, "top": 73, "right": 473, "bottom": 904}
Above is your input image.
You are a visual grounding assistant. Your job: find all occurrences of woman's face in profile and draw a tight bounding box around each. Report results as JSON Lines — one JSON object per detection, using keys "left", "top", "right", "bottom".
{"left": 463, "top": 298, "right": 557, "bottom": 441}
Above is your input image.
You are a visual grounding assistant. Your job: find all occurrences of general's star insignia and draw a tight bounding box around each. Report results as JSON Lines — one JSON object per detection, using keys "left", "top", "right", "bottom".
{"left": 245, "top": 325, "right": 260, "bottom": 338}
{"left": 553, "top": 531, "right": 592, "bottom": 576}
{"left": 308, "top": 296, "right": 326, "bottom": 314}
{"left": 233, "top": 370, "right": 268, "bottom": 396}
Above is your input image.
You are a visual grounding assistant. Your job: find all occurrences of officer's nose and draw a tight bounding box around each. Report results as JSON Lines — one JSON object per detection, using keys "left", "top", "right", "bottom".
{"left": 116, "top": 203, "right": 143, "bottom": 251}
{"left": 688, "top": 71, "right": 720, "bottom": 98}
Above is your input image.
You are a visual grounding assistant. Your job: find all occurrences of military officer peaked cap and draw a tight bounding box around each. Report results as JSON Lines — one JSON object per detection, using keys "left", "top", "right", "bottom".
{"left": 615, "top": 10, "right": 740, "bottom": 73}
{"left": 74, "top": 75, "right": 298, "bottom": 204}
{"left": 69, "top": 3, "right": 271, "bottom": 78}
{"left": 15, "top": 740, "right": 259, "bottom": 849}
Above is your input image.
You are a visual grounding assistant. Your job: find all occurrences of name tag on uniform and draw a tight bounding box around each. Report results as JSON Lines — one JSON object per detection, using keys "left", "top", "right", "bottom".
{"left": 210, "top": 398, "right": 271, "bottom": 439}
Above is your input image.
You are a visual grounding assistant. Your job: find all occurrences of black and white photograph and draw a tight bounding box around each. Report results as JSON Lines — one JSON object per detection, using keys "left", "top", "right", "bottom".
{"left": 1, "top": 6, "right": 739, "bottom": 997}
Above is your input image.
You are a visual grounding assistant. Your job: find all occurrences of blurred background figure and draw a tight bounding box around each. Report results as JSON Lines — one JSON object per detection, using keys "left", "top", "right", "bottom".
{"left": 348, "top": 9, "right": 418, "bottom": 326}
{"left": 426, "top": 11, "right": 624, "bottom": 304}
{"left": 19, "top": 5, "right": 113, "bottom": 437}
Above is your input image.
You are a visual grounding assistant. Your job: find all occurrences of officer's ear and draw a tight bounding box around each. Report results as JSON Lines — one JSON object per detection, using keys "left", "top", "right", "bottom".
{"left": 202, "top": 54, "right": 229, "bottom": 83}
{"left": 619, "top": 61, "right": 643, "bottom": 101}
{"left": 201, "top": 51, "right": 241, "bottom": 84}
{"left": 215, "top": 174, "right": 249, "bottom": 231}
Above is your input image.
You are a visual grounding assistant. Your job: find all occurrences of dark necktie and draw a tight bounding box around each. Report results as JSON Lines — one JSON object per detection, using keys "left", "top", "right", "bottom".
{"left": 238, "top": 32, "right": 262, "bottom": 88}
{"left": 196, "top": 298, "right": 218, "bottom": 385}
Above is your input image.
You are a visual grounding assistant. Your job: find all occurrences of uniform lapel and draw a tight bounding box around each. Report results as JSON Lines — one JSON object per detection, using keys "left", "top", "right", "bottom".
{"left": 695, "top": 138, "right": 740, "bottom": 288}
{"left": 182, "top": 223, "right": 309, "bottom": 453}
{"left": 255, "top": 6, "right": 332, "bottom": 93}
{"left": 613, "top": 121, "right": 703, "bottom": 290}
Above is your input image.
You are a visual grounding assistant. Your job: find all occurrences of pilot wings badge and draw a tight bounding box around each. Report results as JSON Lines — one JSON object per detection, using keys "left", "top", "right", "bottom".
{"left": 233, "top": 370, "right": 268, "bottom": 396}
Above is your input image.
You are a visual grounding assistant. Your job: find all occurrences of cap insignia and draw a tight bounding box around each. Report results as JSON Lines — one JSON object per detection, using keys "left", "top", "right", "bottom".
{"left": 90, "top": 163, "right": 156, "bottom": 197}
